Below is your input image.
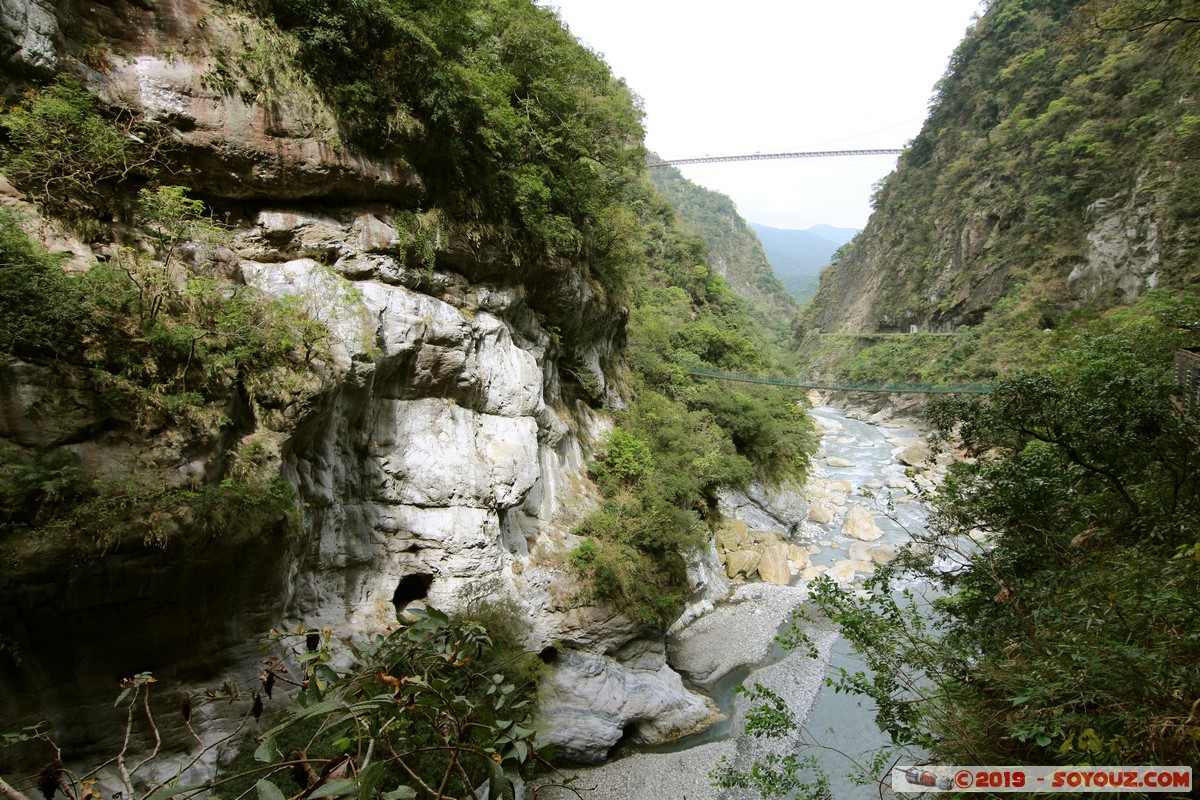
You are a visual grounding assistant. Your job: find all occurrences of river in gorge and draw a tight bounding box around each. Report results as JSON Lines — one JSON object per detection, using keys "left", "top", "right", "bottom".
{"left": 534, "top": 404, "right": 945, "bottom": 799}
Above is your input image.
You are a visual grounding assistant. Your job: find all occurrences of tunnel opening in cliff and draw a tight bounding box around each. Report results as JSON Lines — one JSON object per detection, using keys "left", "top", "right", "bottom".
{"left": 392, "top": 572, "right": 434, "bottom": 617}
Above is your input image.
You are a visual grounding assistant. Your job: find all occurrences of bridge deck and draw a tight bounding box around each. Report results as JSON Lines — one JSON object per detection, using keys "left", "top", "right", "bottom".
{"left": 648, "top": 149, "right": 904, "bottom": 167}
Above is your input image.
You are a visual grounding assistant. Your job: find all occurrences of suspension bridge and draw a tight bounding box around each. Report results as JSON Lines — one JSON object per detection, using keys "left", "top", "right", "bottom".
{"left": 688, "top": 367, "right": 991, "bottom": 394}
{"left": 648, "top": 149, "right": 904, "bottom": 168}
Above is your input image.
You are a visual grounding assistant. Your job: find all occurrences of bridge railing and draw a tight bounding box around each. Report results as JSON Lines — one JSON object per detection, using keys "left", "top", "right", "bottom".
{"left": 687, "top": 367, "right": 991, "bottom": 394}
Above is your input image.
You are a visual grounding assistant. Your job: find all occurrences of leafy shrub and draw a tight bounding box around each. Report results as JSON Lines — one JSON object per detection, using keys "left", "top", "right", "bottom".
{"left": 589, "top": 427, "right": 654, "bottom": 495}
{"left": 0, "top": 191, "right": 330, "bottom": 430}
{"left": 570, "top": 496, "right": 701, "bottom": 626}
{"left": 0, "top": 78, "right": 163, "bottom": 229}
{"left": 0, "top": 208, "right": 89, "bottom": 360}
{"left": 688, "top": 383, "right": 815, "bottom": 481}
{"left": 0, "top": 448, "right": 82, "bottom": 530}
{"left": 245, "top": 607, "right": 541, "bottom": 799}
{"left": 3, "top": 608, "right": 540, "bottom": 800}
{"left": 0, "top": 467, "right": 299, "bottom": 551}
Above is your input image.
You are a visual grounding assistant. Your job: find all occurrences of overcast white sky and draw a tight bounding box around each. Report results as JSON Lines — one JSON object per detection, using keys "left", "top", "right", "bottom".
{"left": 541, "top": 0, "right": 983, "bottom": 231}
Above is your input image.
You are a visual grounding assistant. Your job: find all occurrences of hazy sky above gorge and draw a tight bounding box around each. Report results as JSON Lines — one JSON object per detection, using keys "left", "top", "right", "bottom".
{"left": 541, "top": 0, "right": 983, "bottom": 231}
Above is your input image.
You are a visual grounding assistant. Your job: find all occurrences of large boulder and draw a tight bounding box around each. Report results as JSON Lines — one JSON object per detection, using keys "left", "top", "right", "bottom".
{"left": 725, "top": 550, "right": 761, "bottom": 579}
{"left": 715, "top": 520, "right": 749, "bottom": 552}
{"left": 536, "top": 650, "right": 722, "bottom": 763}
{"left": 847, "top": 541, "right": 875, "bottom": 562}
{"left": 758, "top": 545, "right": 792, "bottom": 586}
{"left": 843, "top": 504, "right": 884, "bottom": 541}
{"left": 829, "top": 559, "right": 873, "bottom": 582}
{"left": 897, "top": 443, "right": 932, "bottom": 467}
{"left": 807, "top": 505, "right": 833, "bottom": 525}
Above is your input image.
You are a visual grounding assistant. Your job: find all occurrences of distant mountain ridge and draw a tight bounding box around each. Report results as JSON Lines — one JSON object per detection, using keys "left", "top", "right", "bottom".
{"left": 804, "top": 224, "right": 858, "bottom": 247}
{"left": 749, "top": 222, "right": 858, "bottom": 303}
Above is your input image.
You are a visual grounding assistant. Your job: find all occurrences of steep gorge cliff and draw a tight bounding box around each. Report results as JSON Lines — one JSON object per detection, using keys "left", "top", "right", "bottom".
{"left": 803, "top": 0, "right": 1200, "bottom": 381}
{"left": 0, "top": 0, "right": 738, "bottom": 780}
{"left": 649, "top": 163, "right": 798, "bottom": 336}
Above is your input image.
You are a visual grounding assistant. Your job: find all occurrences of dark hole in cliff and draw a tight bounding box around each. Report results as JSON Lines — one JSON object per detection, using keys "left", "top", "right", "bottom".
{"left": 606, "top": 721, "right": 643, "bottom": 760}
{"left": 392, "top": 573, "right": 434, "bottom": 617}
{"left": 538, "top": 645, "right": 559, "bottom": 664}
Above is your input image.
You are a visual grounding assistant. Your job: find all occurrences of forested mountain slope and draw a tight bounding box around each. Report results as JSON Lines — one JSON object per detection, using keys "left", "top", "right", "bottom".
{"left": 649, "top": 163, "right": 798, "bottom": 333}
{"left": 801, "top": 0, "right": 1200, "bottom": 382}
{"left": 750, "top": 222, "right": 848, "bottom": 304}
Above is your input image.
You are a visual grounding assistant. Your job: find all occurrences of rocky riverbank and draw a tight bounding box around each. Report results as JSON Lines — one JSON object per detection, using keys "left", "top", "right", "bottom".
{"left": 532, "top": 402, "right": 948, "bottom": 798}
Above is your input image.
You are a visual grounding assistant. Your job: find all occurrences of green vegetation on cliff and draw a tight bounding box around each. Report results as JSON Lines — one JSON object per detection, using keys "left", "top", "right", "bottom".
{"left": 256, "top": 0, "right": 647, "bottom": 289}
{"left": 570, "top": 175, "right": 817, "bottom": 625}
{"left": 0, "top": 190, "right": 313, "bottom": 550}
{"left": 800, "top": 0, "right": 1200, "bottom": 384}
{"left": 648, "top": 163, "right": 798, "bottom": 333}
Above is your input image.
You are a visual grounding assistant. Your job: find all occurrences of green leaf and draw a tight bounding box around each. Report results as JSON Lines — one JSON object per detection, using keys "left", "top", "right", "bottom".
{"left": 144, "top": 783, "right": 207, "bottom": 800}
{"left": 381, "top": 789, "right": 417, "bottom": 800}
{"left": 294, "top": 695, "right": 346, "bottom": 719}
{"left": 486, "top": 758, "right": 516, "bottom": 800}
{"left": 356, "top": 762, "right": 386, "bottom": 800}
{"left": 310, "top": 779, "right": 358, "bottom": 799}
{"left": 256, "top": 779, "right": 286, "bottom": 800}
{"left": 254, "top": 732, "right": 279, "bottom": 763}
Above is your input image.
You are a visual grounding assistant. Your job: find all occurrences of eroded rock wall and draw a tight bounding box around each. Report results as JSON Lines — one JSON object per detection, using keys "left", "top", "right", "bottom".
{"left": 0, "top": 0, "right": 719, "bottom": 775}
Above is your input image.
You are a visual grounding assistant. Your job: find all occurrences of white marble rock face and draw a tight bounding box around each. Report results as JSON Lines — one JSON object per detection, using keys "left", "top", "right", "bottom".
{"left": 241, "top": 251, "right": 719, "bottom": 766}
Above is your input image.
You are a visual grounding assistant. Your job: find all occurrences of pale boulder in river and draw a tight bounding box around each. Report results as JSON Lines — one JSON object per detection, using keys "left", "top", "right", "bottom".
{"left": 842, "top": 503, "right": 884, "bottom": 541}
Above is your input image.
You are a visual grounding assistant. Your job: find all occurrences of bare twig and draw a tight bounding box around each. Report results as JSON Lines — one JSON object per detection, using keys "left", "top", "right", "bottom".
{"left": 131, "top": 687, "right": 163, "bottom": 777}
{"left": 116, "top": 686, "right": 140, "bottom": 799}
{"left": 140, "top": 708, "right": 254, "bottom": 800}
{"left": 0, "top": 777, "right": 33, "bottom": 800}
{"left": 384, "top": 741, "right": 440, "bottom": 797}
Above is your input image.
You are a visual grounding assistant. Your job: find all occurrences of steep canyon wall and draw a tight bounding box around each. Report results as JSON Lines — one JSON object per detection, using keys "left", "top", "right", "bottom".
{"left": 0, "top": 0, "right": 719, "bottom": 772}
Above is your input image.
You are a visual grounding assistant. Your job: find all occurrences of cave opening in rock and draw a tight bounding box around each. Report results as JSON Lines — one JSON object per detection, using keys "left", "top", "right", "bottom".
{"left": 537, "top": 645, "right": 559, "bottom": 664}
{"left": 392, "top": 572, "right": 434, "bottom": 617}
{"left": 606, "top": 721, "right": 644, "bottom": 761}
